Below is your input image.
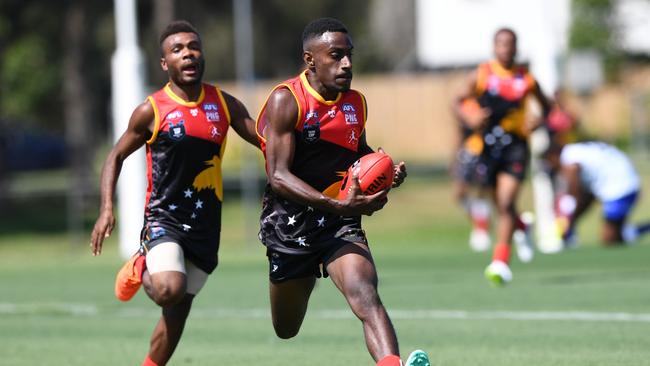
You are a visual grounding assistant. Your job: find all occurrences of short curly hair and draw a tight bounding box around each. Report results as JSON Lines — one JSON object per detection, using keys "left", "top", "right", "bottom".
{"left": 159, "top": 20, "right": 200, "bottom": 54}
{"left": 301, "top": 18, "right": 348, "bottom": 50}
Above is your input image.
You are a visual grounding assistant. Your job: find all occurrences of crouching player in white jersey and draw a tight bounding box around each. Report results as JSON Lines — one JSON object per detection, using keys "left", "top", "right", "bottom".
{"left": 543, "top": 141, "right": 650, "bottom": 246}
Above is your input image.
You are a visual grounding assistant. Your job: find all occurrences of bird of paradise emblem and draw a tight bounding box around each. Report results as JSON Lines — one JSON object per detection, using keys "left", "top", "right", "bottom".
{"left": 321, "top": 171, "right": 347, "bottom": 198}
{"left": 193, "top": 155, "right": 223, "bottom": 201}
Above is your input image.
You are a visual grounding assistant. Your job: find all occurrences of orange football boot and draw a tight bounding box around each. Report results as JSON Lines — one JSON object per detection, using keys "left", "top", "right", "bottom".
{"left": 114, "top": 254, "right": 146, "bottom": 301}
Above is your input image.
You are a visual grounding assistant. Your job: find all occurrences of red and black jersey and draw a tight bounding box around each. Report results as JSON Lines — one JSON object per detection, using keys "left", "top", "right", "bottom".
{"left": 475, "top": 60, "right": 536, "bottom": 138}
{"left": 143, "top": 83, "right": 230, "bottom": 273}
{"left": 256, "top": 70, "right": 368, "bottom": 254}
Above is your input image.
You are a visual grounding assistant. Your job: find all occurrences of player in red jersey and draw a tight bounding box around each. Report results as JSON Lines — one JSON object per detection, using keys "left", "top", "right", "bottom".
{"left": 255, "top": 18, "right": 429, "bottom": 366}
{"left": 453, "top": 28, "right": 551, "bottom": 285}
{"left": 90, "top": 21, "right": 259, "bottom": 366}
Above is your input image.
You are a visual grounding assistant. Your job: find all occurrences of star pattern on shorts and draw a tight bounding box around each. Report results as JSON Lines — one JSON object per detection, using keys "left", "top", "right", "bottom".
{"left": 182, "top": 224, "right": 192, "bottom": 232}
{"left": 317, "top": 216, "right": 326, "bottom": 227}
{"left": 184, "top": 188, "right": 194, "bottom": 198}
{"left": 287, "top": 215, "right": 297, "bottom": 226}
{"left": 191, "top": 213, "right": 197, "bottom": 219}
{"left": 168, "top": 204, "right": 178, "bottom": 211}
{"left": 296, "top": 236, "right": 309, "bottom": 247}
{"left": 195, "top": 199, "right": 203, "bottom": 209}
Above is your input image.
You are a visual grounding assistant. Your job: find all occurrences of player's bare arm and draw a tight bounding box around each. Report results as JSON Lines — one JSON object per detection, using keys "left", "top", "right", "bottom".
{"left": 265, "top": 88, "right": 386, "bottom": 216}
{"left": 453, "top": 69, "right": 490, "bottom": 130}
{"left": 222, "top": 91, "right": 261, "bottom": 149}
{"left": 90, "top": 101, "right": 154, "bottom": 256}
{"left": 559, "top": 162, "right": 585, "bottom": 225}
{"left": 526, "top": 80, "right": 553, "bottom": 133}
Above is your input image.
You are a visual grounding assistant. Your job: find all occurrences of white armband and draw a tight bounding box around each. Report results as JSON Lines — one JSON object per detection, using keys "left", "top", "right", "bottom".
{"left": 557, "top": 194, "right": 577, "bottom": 216}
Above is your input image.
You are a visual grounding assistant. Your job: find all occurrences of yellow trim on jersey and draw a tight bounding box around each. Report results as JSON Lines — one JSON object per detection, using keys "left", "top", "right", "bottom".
{"left": 476, "top": 63, "right": 489, "bottom": 94}
{"left": 358, "top": 91, "right": 368, "bottom": 132}
{"left": 253, "top": 97, "right": 268, "bottom": 144}
{"left": 146, "top": 96, "right": 161, "bottom": 144}
{"left": 220, "top": 134, "right": 228, "bottom": 157}
{"left": 254, "top": 83, "right": 302, "bottom": 144}
{"left": 284, "top": 83, "right": 303, "bottom": 128}
{"left": 163, "top": 83, "right": 206, "bottom": 107}
{"left": 524, "top": 74, "right": 536, "bottom": 90}
{"left": 489, "top": 60, "right": 517, "bottom": 78}
{"left": 213, "top": 85, "right": 232, "bottom": 126}
{"left": 299, "top": 70, "right": 342, "bottom": 105}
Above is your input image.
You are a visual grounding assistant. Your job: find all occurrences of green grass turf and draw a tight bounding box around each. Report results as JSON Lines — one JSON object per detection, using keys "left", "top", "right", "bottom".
{"left": 1, "top": 177, "right": 650, "bottom": 365}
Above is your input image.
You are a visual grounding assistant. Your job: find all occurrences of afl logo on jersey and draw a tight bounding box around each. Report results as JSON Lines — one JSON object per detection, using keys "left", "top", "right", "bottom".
{"left": 203, "top": 103, "right": 220, "bottom": 122}
{"left": 169, "top": 120, "right": 186, "bottom": 140}
{"left": 342, "top": 103, "right": 358, "bottom": 125}
{"left": 166, "top": 110, "right": 183, "bottom": 120}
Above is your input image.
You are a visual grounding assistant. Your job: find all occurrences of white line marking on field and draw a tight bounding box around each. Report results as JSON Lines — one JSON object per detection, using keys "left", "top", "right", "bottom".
{"left": 0, "top": 302, "right": 98, "bottom": 316}
{"left": 2, "top": 303, "right": 650, "bottom": 323}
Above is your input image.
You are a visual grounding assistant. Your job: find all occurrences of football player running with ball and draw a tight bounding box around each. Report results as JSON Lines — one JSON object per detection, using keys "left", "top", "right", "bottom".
{"left": 255, "top": 18, "right": 430, "bottom": 366}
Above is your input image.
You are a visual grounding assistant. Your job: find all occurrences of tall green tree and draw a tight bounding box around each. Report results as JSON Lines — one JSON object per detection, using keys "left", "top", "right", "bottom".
{"left": 569, "top": 0, "right": 621, "bottom": 80}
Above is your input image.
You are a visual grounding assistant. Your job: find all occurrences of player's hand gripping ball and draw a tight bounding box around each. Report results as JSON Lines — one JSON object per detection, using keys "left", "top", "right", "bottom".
{"left": 338, "top": 152, "right": 395, "bottom": 200}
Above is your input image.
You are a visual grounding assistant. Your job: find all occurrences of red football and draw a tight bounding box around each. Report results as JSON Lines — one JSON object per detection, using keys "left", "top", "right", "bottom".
{"left": 338, "top": 152, "right": 395, "bottom": 200}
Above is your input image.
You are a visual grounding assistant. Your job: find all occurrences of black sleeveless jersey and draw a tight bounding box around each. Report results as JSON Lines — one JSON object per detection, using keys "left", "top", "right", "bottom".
{"left": 256, "top": 71, "right": 368, "bottom": 254}
{"left": 143, "top": 83, "right": 230, "bottom": 273}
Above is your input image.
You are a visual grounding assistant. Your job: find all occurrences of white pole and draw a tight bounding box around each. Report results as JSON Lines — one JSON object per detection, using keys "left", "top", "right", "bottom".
{"left": 528, "top": 0, "right": 566, "bottom": 254}
{"left": 233, "top": 0, "right": 260, "bottom": 243}
{"left": 112, "top": 0, "right": 147, "bottom": 258}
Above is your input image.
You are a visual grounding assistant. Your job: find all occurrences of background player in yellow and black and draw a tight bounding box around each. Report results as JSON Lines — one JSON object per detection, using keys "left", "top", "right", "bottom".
{"left": 451, "top": 98, "right": 493, "bottom": 252}
{"left": 90, "top": 21, "right": 259, "bottom": 366}
{"left": 454, "top": 27, "right": 551, "bottom": 285}
{"left": 255, "top": 18, "right": 429, "bottom": 366}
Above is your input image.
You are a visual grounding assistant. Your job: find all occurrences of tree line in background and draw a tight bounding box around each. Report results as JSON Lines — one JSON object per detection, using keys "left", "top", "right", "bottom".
{"left": 0, "top": 0, "right": 388, "bottom": 215}
{"left": 0, "top": 0, "right": 380, "bottom": 137}
{"left": 0, "top": 0, "right": 626, "bottom": 198}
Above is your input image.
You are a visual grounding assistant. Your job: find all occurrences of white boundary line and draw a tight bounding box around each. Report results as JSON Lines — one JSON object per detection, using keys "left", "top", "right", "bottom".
{"left": 2, "top": 303, "right": 650, "bottom": 322}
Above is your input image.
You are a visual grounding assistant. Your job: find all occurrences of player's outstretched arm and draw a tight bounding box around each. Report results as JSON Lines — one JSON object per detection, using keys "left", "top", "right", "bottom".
{"left": 222, "top": 91, "right": 261, "bottom": 149}
{"left": 264, "top": 88, "right": 386, "bottom": 216}
{"left": 90, "top": 102, "right": 154, "bottom": 256}
{"left": 453, "top": 69, "right": 490, "bottom": 130}
{"left": 528, "top": 79, "right": 553, "bottom": 132}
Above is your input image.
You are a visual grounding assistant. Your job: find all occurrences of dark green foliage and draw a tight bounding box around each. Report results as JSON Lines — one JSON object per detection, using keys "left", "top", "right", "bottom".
{"left": 569, "top": 0, "right": 621, "bottom": 80}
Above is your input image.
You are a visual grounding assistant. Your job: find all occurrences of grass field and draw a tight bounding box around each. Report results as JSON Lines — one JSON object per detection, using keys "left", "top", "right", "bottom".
{"left": 1, "top": 176, "right": 650, "bottom": 366}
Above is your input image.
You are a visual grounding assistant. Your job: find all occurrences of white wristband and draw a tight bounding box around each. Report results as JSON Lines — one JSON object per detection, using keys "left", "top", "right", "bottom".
{"left": 557, "top": 194, "right": 577, "bottom": 216}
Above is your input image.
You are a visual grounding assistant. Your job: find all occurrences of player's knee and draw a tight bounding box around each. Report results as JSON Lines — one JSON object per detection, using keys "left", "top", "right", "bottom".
{"left": 494, "top": 201, "right": 516, "bottom": 216}
{"left": 152, "top": 282, "right": 186, "bottom": 306}
{"left": 601, "top": 233, "right": 623, "bottom": 245}
{"left": 601, "top": 224, "right": 624, "bottom": 245}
